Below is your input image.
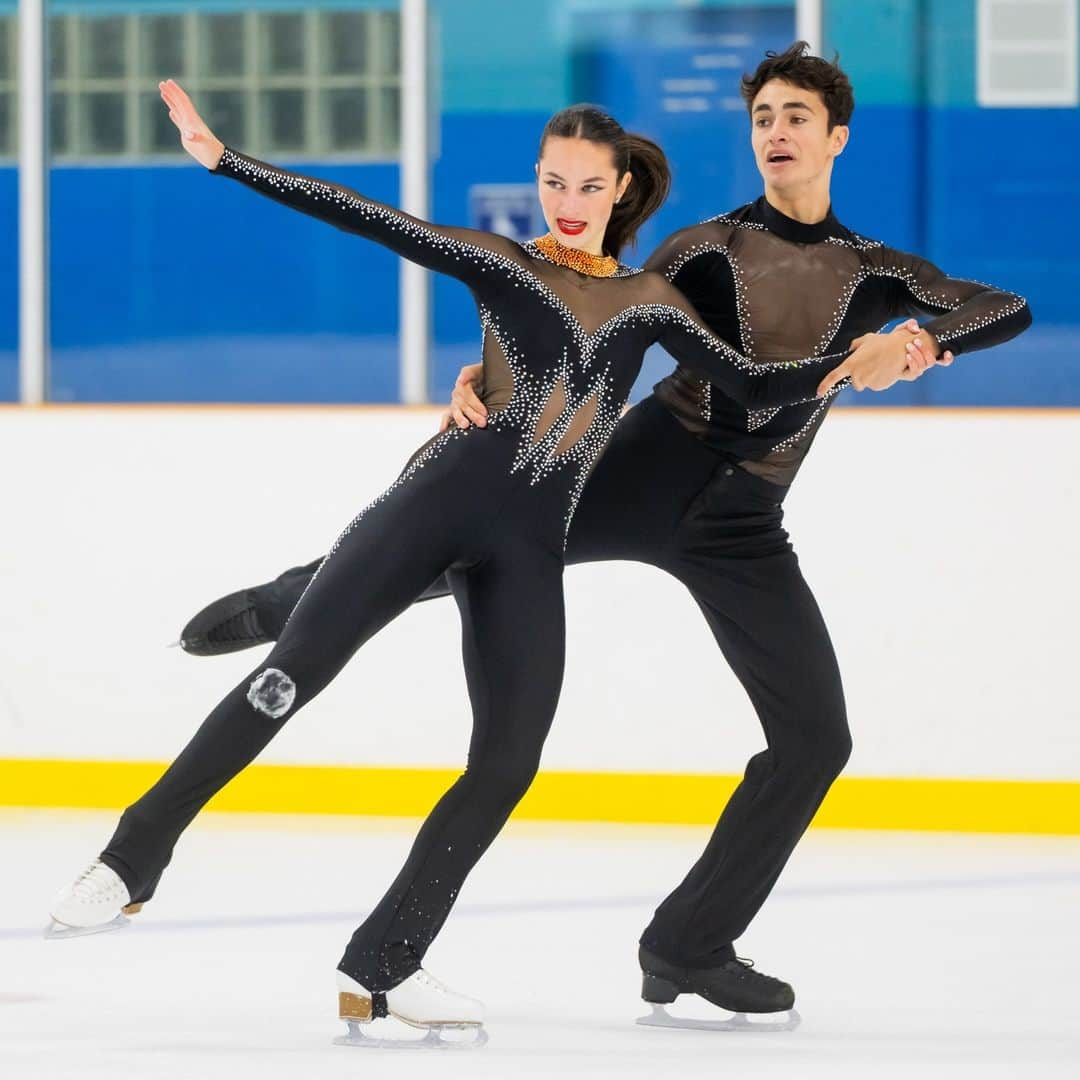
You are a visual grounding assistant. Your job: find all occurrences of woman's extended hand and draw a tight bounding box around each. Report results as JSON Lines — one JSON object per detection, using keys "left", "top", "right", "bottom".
{"left": 159, "top": 79, "right": 225, "bottom": 170}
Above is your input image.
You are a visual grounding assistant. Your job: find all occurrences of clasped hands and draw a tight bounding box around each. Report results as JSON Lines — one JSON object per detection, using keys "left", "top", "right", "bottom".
{"left": 815, "top": 319, "right": 955, "bottom": 398}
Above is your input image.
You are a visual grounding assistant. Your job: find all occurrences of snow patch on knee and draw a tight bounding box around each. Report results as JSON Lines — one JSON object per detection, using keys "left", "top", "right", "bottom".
{"left": 247, "top": 668, "right": 296, "bottom": 719}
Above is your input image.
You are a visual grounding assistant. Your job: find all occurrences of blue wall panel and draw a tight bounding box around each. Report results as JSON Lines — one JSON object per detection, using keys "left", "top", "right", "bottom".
{"left": 47, "top": 162, "right": 401, "bottom": 402}
{"left": 2, "top": 0, "right": 1075, "bottom": 404}
{"left": 927, "top": 109, "right": 1079, "bottom": 323}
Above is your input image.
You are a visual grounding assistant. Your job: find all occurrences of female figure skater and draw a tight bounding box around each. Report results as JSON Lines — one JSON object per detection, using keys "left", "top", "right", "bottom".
{"left": 48, "top": 81, "right": 856, "bottom": 1046}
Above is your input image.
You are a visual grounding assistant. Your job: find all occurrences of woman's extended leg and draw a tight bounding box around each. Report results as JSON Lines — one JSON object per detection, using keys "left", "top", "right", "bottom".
{"left": 98, "top": 465, "right": 471, "bottom": 902}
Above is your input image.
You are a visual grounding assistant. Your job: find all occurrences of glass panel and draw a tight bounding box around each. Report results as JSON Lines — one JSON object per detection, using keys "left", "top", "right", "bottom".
{"left": 380, "top": 85, "right": 401, "bottom": 149}
{"left": 204, "top": 90, "right": 247, "bottom": 148}
{"left": 83, "top": 17, "right": 128, "bottom": 80}
{"left": 325, "top": 88, "right": 368, "bottom": 151}
{"left": 0, "top": 18, "right": 10, "bottom": 82}
{"left": 261, "top": 13, "right": 305, "bottom": 76}
{"left": 142, "top": 15, "right": 185, "bottom": 79}
{"left": 50, "top": 93, "right": 70, "bottom": 155}
{"left": 203, "top": 14, "right": 246, "bottom": 77}
{"left": 0, "top": 95, "right": 10, "bottom": 156}
{"left": 376, "top": 11, "right": 401, "bottom": 76}
{"left": 49, "top": 16, "right": 69, "bottom": 79}
{"left": 143, "top": 92, "right": 182, "bottom": 155}
{"left": 990, "top": 1, "right": 1070, "bottom": 40}
{"left": 992, "top": 49, "right": 1068, "bottom": 92}
{"left": 85, "top": 92, "right": 127, "bottom": 154}
{"left": 325, "top": 12, "right": 368, "bottom": 76}
{"left": 262, "top": 89, "right": 305, "bottom": 151}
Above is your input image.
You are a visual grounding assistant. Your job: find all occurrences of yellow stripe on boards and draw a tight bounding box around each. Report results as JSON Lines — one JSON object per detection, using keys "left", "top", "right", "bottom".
{"left": 0, "top": 759, "right": 1077, "bottom": 835}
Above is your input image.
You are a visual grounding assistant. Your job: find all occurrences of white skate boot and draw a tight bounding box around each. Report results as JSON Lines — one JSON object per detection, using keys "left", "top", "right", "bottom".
{"left": 45, "top": 859, "right": 143, "bottom": 940}
{"left": 334, "top": 968, "right": 488, "bottom": 1049}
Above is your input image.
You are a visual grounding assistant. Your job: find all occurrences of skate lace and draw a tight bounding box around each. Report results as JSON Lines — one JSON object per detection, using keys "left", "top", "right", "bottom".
{"left": 71, "top": 861, "right": 117, "bottom": 900}
{"left": 207, "top": 605, "right": 262, "bottom": 644}
{"left": 413, "top": 970, "right": 451, "bottom": 995}
{"left": 732, "top": 957, "right": 782, "bottom": 986}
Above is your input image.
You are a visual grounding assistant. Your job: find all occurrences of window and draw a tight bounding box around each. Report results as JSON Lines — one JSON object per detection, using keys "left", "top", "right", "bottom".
{"left": 0, "top": 16, "right": 13, "bottom": 157}
{"left": 977, "top": 0, "right": 1078, "bottom": 106}
{"left": 0, "top": 6, "right": 403, "bottom": 161}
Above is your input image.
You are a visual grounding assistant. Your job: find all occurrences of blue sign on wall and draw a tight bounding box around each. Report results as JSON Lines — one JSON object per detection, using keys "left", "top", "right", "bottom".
{"left": 468, "top": 184, "right": 546, "bottom": 243}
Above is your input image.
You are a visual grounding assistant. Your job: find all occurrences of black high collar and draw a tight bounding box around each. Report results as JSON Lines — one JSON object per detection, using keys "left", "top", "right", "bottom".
{"left": 753, "top": 196, "right": 842, "bottom": 244}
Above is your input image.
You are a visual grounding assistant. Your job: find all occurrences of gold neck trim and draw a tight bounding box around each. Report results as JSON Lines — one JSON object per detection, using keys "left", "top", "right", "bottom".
{"left": 533, "top": 233, "right": 619, "bottom": 278}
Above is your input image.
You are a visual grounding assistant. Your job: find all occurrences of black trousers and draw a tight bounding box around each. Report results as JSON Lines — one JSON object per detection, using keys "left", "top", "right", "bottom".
{"left": 101, "top": 424, "right": 569, "bottom": 991}
{"left": 258, "top": 395, "right": 851, "bottom": 966}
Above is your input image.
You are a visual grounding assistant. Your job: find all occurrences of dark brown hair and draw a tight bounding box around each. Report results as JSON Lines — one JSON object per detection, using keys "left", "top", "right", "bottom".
{"left": 740, "top": 41, "right": 854, "bottom": 130}
{"left": 538, "top": 104, "right": 671, "bottom": 259}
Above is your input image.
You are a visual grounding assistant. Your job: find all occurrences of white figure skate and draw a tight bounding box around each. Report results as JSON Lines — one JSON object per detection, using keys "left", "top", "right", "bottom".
{"left": 44, "top": 859, "right": 143, "bottom": 940}
{"left": 334, "top": 968, "right": 488, "bottom": 1049}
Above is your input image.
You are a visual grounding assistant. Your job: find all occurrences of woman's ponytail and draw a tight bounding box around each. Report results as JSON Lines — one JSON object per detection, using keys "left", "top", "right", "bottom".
{"left": 603, "top": 132, "right": 671, "bottom": 259}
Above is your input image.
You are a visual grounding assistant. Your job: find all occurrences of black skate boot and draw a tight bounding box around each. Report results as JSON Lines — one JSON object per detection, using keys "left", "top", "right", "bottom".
{"left": 636, "top": 945, "right": 800, "bottom": 1032}
{"left": 179, "top": 587, "right": 270, "bottom": 656}
{"left": 178, "top": 560, "right": 321, "bottom": 656}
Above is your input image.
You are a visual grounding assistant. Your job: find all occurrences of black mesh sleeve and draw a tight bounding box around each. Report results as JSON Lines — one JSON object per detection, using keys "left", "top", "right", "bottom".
{"left": 877, "top": 248, "right": 1032, "bottom": 356}
{"left": 212, "top": 147, "right": 522, "bottom": 290}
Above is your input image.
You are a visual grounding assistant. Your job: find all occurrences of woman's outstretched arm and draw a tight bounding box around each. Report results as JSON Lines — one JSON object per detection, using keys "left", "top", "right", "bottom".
{"left": 160, "top": 79, "right": 520, "bottom": 288}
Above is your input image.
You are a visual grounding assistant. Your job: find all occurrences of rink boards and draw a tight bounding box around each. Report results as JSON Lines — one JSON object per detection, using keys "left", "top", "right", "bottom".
{"left": 1, "top": 405, "right": 1077, "bottom": 834}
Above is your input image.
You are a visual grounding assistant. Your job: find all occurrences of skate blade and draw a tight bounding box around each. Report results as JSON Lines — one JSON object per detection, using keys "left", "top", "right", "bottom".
{"left": 636, "top": 1003, "right": 801, "bottom": 1033}
{"left": 43, "top": 913, "right": 131, "bottom": 941}
{"left": 334, "top": 1019, "right": 488, "bottom": 1050}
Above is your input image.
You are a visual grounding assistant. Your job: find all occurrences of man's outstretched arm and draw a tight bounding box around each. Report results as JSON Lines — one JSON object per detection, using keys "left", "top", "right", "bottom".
{"left": 882, "top": 251, "right": 1032, "bottom": 358}
{"left": 817, "top": 253, "right": 1031, "bottom": 396}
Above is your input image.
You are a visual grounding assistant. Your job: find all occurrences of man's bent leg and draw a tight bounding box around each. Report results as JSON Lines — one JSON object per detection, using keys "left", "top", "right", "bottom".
{"left": 642, "top": 489, "right": 850, "bottom": 965}
{"left": 180, "top": 556, "right": 452, "bottom": 654}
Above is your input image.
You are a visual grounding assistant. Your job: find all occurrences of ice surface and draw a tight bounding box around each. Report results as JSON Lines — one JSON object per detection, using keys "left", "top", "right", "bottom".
{"left": 2, "top": 809, "right": 1078, "bottom": 1079}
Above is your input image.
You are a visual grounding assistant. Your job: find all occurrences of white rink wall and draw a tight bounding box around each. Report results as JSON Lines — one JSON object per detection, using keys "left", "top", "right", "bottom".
{"left": 1, "top": 406, "right": 1077, "bottom": 781}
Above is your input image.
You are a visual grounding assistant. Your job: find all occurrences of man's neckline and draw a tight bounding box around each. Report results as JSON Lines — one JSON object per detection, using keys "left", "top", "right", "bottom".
{"left": 754, "top": 196, "right": 842, "bottom": 244}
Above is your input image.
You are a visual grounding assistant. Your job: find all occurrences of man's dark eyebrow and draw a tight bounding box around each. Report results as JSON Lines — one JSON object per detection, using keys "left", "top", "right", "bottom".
{"left": 752, "top": 100, "right": 815, "bottom": 114}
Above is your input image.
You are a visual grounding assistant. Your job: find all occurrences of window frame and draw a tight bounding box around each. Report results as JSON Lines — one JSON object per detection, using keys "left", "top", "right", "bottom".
{"left": 0, "top": 6, "right": 403, "bottom": 164}
{"left": 977, "top": 0, "right": 1079, "bottom": 108}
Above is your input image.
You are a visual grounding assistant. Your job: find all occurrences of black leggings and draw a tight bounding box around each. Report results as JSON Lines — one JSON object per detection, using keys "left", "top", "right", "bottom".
{"left": 257, "top": 396, "right": 852, "bottom": 966}
{"left": 101, "top": 425, "right": 567, "bottom": 990}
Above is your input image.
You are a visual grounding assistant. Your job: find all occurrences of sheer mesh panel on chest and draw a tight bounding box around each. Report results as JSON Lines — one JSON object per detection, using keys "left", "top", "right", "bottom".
{"left": 735, "top": 231, "right": 864, "bottom": 359}
{"left": 513, "top": 264, "right": 658, "bottom": 455}
{"left": 528, "top": 261, "right": 658, "bottom": 337}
